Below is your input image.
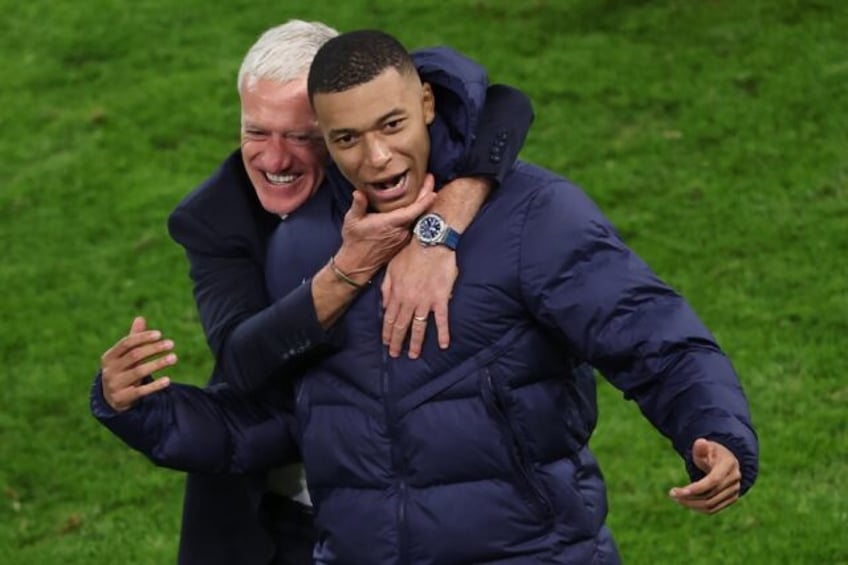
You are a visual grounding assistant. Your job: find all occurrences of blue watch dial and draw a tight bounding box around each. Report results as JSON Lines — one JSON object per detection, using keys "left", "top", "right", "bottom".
{"left": 418, "top": 215, "right": 443, "bottom": 242}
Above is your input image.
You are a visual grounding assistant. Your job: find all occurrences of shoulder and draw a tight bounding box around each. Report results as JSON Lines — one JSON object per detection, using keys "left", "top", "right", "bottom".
{"left": 172, "top": 151, "right": 247, "bottom": 214}
{"left": 268, "top": 182, "right": 340, "bottom": 256}
{"left": 169, "top": 150, "right": 277, "bottom": 234}
{"left": 492, "top": 162, "right": 594, "bottom": 215}
{"left": 168, "top": 150, "right": 278, "bottom": 253}
{"left": 504, "top": 162, "right": 609, "bottom": 226}
{"left": 481, "top": 162, "right": 620, "bottom": 261}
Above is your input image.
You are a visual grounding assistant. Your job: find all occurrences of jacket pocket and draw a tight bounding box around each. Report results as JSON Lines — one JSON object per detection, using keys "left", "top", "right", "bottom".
{"left": 481, "top": 367, "right": 554, "bottom": 523}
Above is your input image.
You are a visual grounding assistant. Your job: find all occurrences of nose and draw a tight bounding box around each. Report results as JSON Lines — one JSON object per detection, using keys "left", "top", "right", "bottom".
{"left": 363, "top": 135, "right": 391, "bottom": 170}
{"left": 262, "top": 135, "right": 294, "bottom": 171}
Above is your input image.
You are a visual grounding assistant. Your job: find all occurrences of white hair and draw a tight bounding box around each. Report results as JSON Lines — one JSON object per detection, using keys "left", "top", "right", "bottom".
{"left": 237, "top": 19, "right": 339, "bottom": 92}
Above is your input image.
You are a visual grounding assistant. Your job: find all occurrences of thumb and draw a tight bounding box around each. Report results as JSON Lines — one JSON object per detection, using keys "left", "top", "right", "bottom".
{"left": 130, "top": 316, "right": 146, "bottom": 334}
{"left": 414, "top": 173, "right": 436, "bottom": 207}
{"left": 404, "top": 174, "right": 437, "bottom": 218}
{"left": 380, "top": 269, "right": 393, "bottom": 308}
{"left": 347, "top": 190, "right": 368, "bottom": 220}
{"left": 692, "top": 438, "right": 712, "bottom": 472}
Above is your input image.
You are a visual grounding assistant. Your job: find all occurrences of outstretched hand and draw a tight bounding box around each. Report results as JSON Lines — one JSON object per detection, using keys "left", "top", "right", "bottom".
{"left": 669, "top": 438, "right": 742, "bottom": 514}
{"left": 99, "top": 316, "right": 176, "bottom": 412}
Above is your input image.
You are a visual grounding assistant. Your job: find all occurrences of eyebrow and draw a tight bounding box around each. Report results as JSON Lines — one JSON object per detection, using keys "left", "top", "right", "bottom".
{"left": 327, "top": 108, "right": 405, "bottom": 138}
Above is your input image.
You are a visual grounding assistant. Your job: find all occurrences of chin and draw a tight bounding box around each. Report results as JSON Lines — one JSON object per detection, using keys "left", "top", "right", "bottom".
{"left": 259, "top": 193, "right": 302, "bottom": 216}
{"left": 376, "top": 197, "right": 414, "bottom": 213}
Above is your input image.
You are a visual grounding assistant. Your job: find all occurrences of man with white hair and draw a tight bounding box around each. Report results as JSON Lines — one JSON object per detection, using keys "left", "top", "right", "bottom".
{"left": 96, "top": 19, "right": 533, "bottom": 565}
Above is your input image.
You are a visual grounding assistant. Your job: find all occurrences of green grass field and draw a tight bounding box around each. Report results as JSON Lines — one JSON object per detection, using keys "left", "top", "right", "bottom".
{"left": 2, "top": 0, "right": 846, "bottom": 563}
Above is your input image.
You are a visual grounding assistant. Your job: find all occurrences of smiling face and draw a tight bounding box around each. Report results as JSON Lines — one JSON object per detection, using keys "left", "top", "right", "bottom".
{"left": 312, "top": 68, "right": 435, "bottom": 212}
{"left": 240, "top": 76, "right": 328, "bottom": 215}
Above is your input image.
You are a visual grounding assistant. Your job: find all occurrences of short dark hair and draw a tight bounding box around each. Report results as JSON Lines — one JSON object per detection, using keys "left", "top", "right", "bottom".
{"left": 307, "top": 30, "right": 416, "bottom": 102}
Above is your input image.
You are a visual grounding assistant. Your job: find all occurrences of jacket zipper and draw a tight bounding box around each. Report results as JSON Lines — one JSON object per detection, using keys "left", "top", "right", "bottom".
{"left": 377, "top": 291, "right": 408, "bottom": 563}
{"left": 484, "top": 368, "right": 554, "bottom": 522}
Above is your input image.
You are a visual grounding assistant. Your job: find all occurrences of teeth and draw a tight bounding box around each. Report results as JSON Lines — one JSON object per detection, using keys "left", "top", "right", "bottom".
{"left": 265, "top": 172, "right": 299, "bottom": 184}
{"left": 374, "top": 172, "right": 405, "bottom": 190}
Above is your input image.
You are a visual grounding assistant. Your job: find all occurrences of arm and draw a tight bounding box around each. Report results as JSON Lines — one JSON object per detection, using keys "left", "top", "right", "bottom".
{"left": 254, "top": 175, "right": 440, "bottom": 388}
{"left": 169, "top": 196, "right": 331, "bottom": 392}
{"left": 381, "top": 176, "right": 488, "bottom": 358}
{"left": 92, "top": 318, "right": 297, "bottom": 473}
{"left": 311, "top": 177, "right": 437, "bottom": 328}
{"left": 381, "top": 81, "right": 535, "bottom": 358}
{"left": 170, "top": 151, "right": 435, "bottom": 394}
{"left": 93, "top": 377, "right": 297, "bottom": 474}
{"left": 169, "top": 173, "right": 409, "bottom": 391}
{"left": 518, "top": 181, "right": 758, "bottom": 499}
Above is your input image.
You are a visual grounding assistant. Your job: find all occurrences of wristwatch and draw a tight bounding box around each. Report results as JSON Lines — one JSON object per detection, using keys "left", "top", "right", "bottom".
{"left": 413, "top": 213, "right": 461, "bottom": 250}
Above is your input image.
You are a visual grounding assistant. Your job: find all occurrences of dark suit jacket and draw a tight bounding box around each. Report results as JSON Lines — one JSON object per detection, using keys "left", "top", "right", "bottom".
{"left": 166, "top": 81, "right": 534, "bottom": 564}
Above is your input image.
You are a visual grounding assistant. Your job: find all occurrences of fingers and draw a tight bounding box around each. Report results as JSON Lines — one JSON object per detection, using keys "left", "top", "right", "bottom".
{"left": 101, "top": 329, "right": 165, "bottom": 366}
{"left": 387, "top": 304, "right": 416, "bottom": 358}
{"left": 102, "top": 331, "right": 170, "bottom": 368}
{"left": 380, "top": 174, "right": 437, "bottom": 227}
{"left": 670, "top": 439, "right": 742, "bottom": 515}
{"left": 132, "top": 375, "right": 173, "bottom": 402}
{"left": 130, "top": 316, "right": 146, "bottom": 334}
{"left": 346, "top": 174, "right": 434, "bottom": 236}
{"left": 129, "top": 349, "right": 178, "bottom": 381}
{"left": 691, "top": 437, "right": 713, "bottom": 472}
{"left": 670, "top": 457, "right": 740, "bottom": 500}
{"left": 432, "top": 300, "right": 450, "bottom": 350}
{"left": 381, "top": 275, "right": 400, "bottom": 346}
{"left": 103, "top": 345, "right": 177, "bottom": 391}
{"left": 381, "top": 269, "right": 393, "bottom": 303}
{"left": 407, "top": 313, "right": 429, "bottom": 360}
{"left": 100, "top": 323, "right": 178, "bottom": 412}
{"left": 102, "top": 352, "right": 177, "bottom": 412}
{"left": 380, "top": 238, "right": 456, "bottom": 358}
{"left": 106, "top": 374, "right": 172, "bottom": 413}
{"left": 416, "top": 173, "right": 436, "bottom": 201}
{"left": 670, "top": 480, "right": 741, "bottom": 514}
{"left": 345, "top": 190, "right": 369, "bottom": 221}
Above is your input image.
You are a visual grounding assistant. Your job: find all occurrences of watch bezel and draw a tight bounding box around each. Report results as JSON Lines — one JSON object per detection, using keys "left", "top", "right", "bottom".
{"left": 414, "top": 213, "right": 447, "bottom": 245}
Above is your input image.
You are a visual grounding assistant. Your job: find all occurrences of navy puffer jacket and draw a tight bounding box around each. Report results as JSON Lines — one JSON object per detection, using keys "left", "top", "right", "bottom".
{"left": 259, "top": 157, "right": 757, "bottom": 563}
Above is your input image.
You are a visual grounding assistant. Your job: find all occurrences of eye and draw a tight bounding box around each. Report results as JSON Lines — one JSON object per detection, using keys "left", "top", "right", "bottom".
{"left": 243, "top": 129, "right": 267, "bottom": 139}
{"left": 384, "top": 118, "right": 404, "bottom": 132}
{"left": 333, "top": 133, "right": 357, "bottom": 148}
{"left": 285, "top": 132, "right": 316, "bottom": 146}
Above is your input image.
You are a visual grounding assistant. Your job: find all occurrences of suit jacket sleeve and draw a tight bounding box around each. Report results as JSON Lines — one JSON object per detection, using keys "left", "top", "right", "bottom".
{"left": 90, "top": 371, "right": 298, "bottom": 473}
{"left": 518, "top": 179, "right": 759, "bottom": 494}
{"left": 462, "top": 84, "right": 534, "bottom": 185}
{"left": 168, "top": 157, "right": 334, "bottom": 393}
{"left": 413, "top": 47, "right": 534, "bottom": 187}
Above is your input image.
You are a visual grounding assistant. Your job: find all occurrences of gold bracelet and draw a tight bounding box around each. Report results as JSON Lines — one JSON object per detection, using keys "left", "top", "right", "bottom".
{"left": 329, "top": 256, "right": 370, "bottom": 290}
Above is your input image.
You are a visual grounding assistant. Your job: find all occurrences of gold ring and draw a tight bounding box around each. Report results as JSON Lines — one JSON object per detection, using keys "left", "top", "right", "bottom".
{"left": 413, "top": 315, "right": 428, "bottom": 322}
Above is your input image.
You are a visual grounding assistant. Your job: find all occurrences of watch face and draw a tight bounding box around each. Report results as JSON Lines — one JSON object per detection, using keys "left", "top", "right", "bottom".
{"left": 417, "top": 215, "right": 444, "bottom": 243}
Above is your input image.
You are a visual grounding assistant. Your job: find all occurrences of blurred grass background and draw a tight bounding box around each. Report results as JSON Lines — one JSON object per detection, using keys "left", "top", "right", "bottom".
{"left": 1, "top": 0, "right": 846, "bottom": 563}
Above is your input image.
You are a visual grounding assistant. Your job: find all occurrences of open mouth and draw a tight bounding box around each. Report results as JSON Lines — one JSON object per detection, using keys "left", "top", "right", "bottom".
{"left": 369, "top": 171, "right": 408, "bottom": 191}
{"left": 265, "top": 171, "right": 301, "bottom": 185}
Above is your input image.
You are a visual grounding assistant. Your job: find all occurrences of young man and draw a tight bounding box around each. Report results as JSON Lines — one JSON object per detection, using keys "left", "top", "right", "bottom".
{"left": 97, "top": 20, "right": 533, "bottom": 565}
{"left": 94, "top": 30, "right": 758, "bottom": 564}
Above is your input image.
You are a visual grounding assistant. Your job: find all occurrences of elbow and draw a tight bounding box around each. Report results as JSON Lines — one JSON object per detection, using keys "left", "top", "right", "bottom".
{"left": 215, "top": 327, "right": 258, "bottom": 394}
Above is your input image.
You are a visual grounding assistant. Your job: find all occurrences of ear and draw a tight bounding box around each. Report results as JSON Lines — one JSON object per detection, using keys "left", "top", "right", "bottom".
{"left": 421, "top": 82, "right": 436, "bottom": 125}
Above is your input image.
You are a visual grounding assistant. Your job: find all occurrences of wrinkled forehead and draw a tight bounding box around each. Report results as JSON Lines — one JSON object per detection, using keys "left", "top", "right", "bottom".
{"left": 240, "top": 77, "right": 318, "bottom": 130}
